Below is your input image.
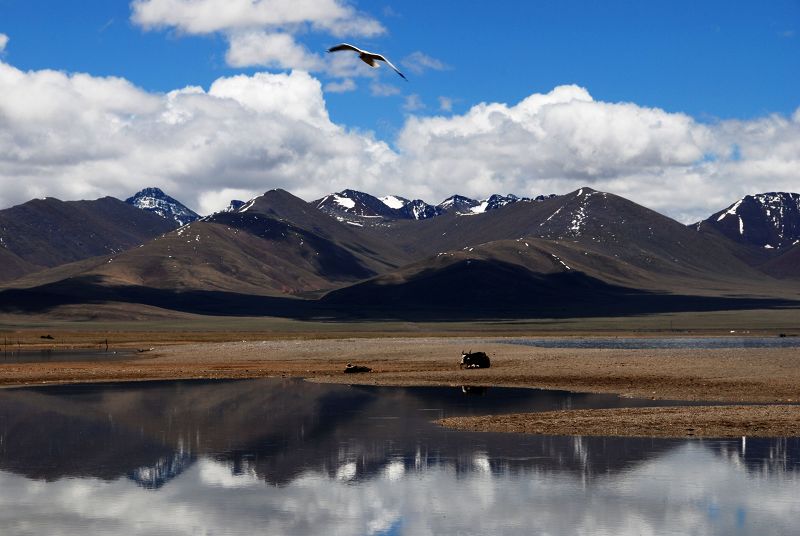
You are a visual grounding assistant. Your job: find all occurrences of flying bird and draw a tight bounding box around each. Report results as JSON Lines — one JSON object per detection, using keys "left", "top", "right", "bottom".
{"left": 327, "top": 43, "right": 408, "bottom": 81}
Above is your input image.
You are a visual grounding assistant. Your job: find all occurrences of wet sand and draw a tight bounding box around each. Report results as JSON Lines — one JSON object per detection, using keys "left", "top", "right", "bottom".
{"left": 1, "top": 336, "right": 799, "bottom": 437}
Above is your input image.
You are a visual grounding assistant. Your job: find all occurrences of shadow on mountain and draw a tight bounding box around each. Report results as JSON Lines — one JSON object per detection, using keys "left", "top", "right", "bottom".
{"left": 319, "top": 259, "right": 798, "bottom": 320}
{"left": 0, "top": 266, "right": 796, "bottom": 321}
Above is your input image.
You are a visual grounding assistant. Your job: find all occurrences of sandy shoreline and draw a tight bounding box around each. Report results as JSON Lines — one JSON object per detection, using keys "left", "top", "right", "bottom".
{"left": 437, "top": 405, "right": 800, "bottom": 438}
{"left": 1, "top": 335, "right": 799, "bottom": 437}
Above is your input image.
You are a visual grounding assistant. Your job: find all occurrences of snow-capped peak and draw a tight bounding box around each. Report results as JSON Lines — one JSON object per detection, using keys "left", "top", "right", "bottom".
{"left": 313, "top": 189, "right": 555, "bottom": 223}
{"left": 125, "top": 187, "right": 200, "bottom": 226}
{"left": 468, "top": 194, "right": 532, "bottom": 214}
{"left": 700, "top": 191, "right": 800, "bottom": 249}
{"left": 401, "top": 199, "right": 443, "bottom": 220}
{"left": 314, "top": 189, "right": 401, "bottom": 220}
{"left": 438, "top": 195, "right": 479, "bottom": 214}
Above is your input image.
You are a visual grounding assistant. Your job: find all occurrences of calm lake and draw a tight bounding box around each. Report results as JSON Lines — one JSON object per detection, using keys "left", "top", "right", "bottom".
{"left": 0, "top": 378, "right": 797, "bottom": 535}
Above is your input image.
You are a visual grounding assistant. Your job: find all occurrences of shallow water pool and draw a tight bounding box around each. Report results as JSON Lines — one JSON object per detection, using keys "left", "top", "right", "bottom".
{"left": 0, "top": 378, "right": 797, "bottom": 535}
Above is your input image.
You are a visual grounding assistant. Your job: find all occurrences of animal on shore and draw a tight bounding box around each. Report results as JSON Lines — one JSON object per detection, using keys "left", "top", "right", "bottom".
{"left": 459, "top": 350, "right": 491, "bottom": 369}
{"left": 344, "top": 362, "right": 372, "bottom": 374}
{"left": 327, "top": 43, "right": 408, "bottom": 81}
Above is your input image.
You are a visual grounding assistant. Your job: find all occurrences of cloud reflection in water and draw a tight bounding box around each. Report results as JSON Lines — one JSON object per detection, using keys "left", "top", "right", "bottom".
{"left": 0, "top": 445, "right": 799, "bottom": 535}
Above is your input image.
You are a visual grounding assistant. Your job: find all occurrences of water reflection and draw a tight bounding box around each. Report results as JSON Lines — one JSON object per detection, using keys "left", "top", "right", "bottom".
{"left": 0, "top": 379, "right": 797, "bottom": 535}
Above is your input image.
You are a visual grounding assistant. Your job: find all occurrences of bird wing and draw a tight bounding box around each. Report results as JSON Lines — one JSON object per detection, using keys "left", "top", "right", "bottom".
{"left": 328, "top": 43, "right": 362, "bottom": 54}
{"left": 372, "top": 53, "right": 408, "bottom": 81}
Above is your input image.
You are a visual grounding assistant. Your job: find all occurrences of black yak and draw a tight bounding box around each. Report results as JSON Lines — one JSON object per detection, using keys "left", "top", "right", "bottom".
{"left": 344, "top": 363, "right": 372, "bottom": 373}
{"left": 459, "top": 350, "right": 490, "bottom": 369}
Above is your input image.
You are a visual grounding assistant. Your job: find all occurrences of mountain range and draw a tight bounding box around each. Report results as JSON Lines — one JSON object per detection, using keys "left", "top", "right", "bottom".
{"left": 0, "top": 186, "right": 798, "bottom": 319}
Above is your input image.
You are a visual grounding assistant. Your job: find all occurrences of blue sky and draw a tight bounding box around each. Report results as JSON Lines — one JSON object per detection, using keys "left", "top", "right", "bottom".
{"left": 0, "top": 0, "right": 797, "bottom": 219}
{"left": 3, "top": 0, "right": 797, "bottom": 132}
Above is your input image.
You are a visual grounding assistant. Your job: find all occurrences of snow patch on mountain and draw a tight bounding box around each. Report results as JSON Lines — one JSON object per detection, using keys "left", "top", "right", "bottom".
{"left": 332, "top": 194, "right": 355, "bottom": 210}
{"left": 469, "top": 201, "right": 490, "bottom": 214}
{"left": 716, "top": 199, "right": 743, "bottom": 222}
{"left": 239, "top": 199, "right": 256, "bottom": 213}
{"left": 568, "top": 189, "right": 600, "bottom": 236}
{"left": 380, "top": 195, "right": 407, "bottom": 209}
{"left": 569, "top": 205, "right": 587, "bottom": 235}
{"left": 551, "top": 253, "right": 571, "bottom": 270}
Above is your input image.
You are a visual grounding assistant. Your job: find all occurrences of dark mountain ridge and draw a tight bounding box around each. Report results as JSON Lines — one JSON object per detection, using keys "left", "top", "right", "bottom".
{"left": 312, "top": 189, "right": 548, "bottom": 225}
{"left": 696, "top": 192, "right": 800, "bottom": 250}
{"left": 1, "top": 186, "right": 798, "bottom": 318}
{"left": 0, "top": 196, "right": 177, "bottom": 283}
{"left": 4, "top": 189, "right": 411, "bottom": 297}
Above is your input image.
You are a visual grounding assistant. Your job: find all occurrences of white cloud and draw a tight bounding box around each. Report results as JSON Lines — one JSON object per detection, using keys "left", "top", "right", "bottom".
{"left": 225, "top": 31, "right": 322, "bottom": 70}
{"left": 130, "top": 0, "right": 383, "bottom": 36}
{"left": 401, "top": 51, "right": 449, "bottom": 75}
{"left": 131, "top": 0, "right": 384, "bottom": 73}
{"left": 0, "top": 34, "right": 8, "bottom": 53}
{"left": 0, "top": 61, "right": 395, "bottom": 215}
{"left": 0, "top": 56, "right": 797, "bottom": 223}
{"left": 393, "top": 84, "right": 773, "bottom": 220}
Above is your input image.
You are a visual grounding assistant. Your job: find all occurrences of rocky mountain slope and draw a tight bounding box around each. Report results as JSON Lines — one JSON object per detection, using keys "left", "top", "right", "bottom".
{"left": 695, "top": 192, "right": 800, "bottom": 250}
{"left": 0, "top": 186, "right": 797, "bottom": 318}
{"left": 10, "top": 189, "right": 410, "bottom": 297}
{"left": 0, "top": 197, "right": 177, "bottom": 283}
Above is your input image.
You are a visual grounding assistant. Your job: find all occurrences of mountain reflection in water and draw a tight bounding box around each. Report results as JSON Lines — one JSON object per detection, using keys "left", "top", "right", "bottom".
{"left": 0, "top": 379, "right": 797, "bottom": 535}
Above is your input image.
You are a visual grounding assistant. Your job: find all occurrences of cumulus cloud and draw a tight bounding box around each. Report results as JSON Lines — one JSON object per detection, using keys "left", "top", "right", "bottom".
{"left": 130, "top": 0, "right": 384, "bottom": 36}
{"left": 392, "top": 84, "right": 800, "bottom": 221}
{"left": 0, "top": 56, "right": 797, "bottom": 222}
{"left": 0, "top": 34, "right": 8, "bottom": 53}
{"left": 0, "top": 61, "right": 395, "bottom": 214}
{"left": 131, "top": 0, "right": 384, "bottom": 76}
{"left": 225, "top": 31, "right": 322, "bottom": 70}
